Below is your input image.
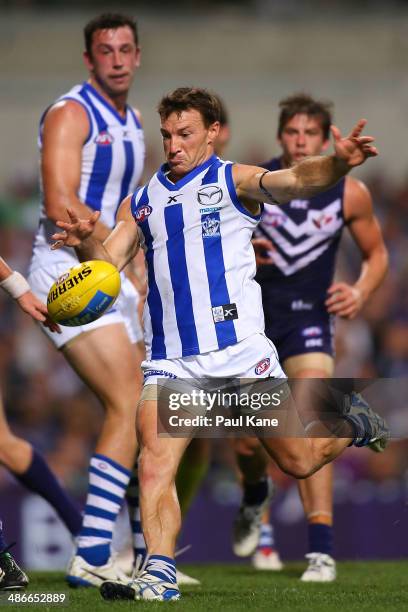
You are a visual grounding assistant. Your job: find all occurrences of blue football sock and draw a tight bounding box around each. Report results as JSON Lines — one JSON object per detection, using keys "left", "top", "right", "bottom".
{"left": 308, "top": 523, "right": 333, "bottom": 556}
{"left": 76, "top": 454, "right": 131, "bottom": 566}
{"left": 243, "top": 477, "right": 268, "bottom": 506}
{"left": 146, "top": 555, "right": 177, "bottom": 584}
{"left": 15, "top": 448, "right": 82, "bottom": 536}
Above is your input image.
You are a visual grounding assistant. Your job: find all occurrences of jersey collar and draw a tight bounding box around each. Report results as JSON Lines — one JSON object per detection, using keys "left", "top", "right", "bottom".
{"left": 83, "top": 82, "right": 128, "bottom": 126}
{"left": 156, "top": 154, "right": 218, "bottom": 191}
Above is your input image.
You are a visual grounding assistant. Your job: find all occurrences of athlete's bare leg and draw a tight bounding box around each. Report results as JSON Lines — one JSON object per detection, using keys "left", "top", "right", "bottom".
{"left": 0, "top": 398, "right": 32, "bottom": 473}
{"left": 62, "top": 324, "right": 143, "bottom": 468}
{"left": 283, "top": 353, "right": 334, "bottom": 530}
{"left": 137, "top": 399, "right": 191, "bottom": 557}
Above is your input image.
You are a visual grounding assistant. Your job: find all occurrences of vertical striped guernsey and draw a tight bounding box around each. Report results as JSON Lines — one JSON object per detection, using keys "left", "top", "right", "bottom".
{"left": 30, "top": 82, "right": 145, "bottom": 270}
{"left": 131, "top": 155, "right": 265, "bottom": 360}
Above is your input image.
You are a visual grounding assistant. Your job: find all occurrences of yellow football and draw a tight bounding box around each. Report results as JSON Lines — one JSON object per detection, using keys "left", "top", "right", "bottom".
{"left": 47, "top": 260, "right": 121, "bottom": 326}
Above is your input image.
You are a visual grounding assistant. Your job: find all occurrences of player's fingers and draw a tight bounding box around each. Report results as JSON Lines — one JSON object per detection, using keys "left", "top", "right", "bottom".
{"left": 90, "top": 210, "right": 101, "bottom": 225}
{"left": 349, "top": 118, "right": 367, "bottom": 138}
{"left": 66, "top": 208, "right": 79, "bottom": 223}
{"left": 326, "top": 282, "right": 347, "bottom": 295}
{"left": 330, "top": 125, "right": 342, "bottom": 141}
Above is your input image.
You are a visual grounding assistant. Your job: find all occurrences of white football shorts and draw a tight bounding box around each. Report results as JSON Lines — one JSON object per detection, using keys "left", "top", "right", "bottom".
{"left": 142, "top": 332, "right": 285, "bottom": 385}
{"left": 28, "top": 262, "right": 144, "bottom": 349}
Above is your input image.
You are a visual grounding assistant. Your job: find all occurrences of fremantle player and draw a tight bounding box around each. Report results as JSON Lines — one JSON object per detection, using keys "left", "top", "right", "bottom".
{"left": 233, "top": 94, "right": 388, "bottom": 580}
{"left": 0, "top": 255, "right": 61, "bottom": 590}
{"left": 51, "top": 88, "right": 387, "bottom": 601}
{"left": 28, "top": 14, "right": 146, "bottom": 586}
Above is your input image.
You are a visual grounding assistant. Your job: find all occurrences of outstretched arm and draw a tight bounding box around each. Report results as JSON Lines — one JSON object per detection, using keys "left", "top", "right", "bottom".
{"left": 0, "top": 257, "right": 60, "bottom": 332}
{"left": 325, "top": 177, "right": 388, "bottom": 319}
{"left": 234, "top": 119, "right": 378, "bottom": 206}
{"left": 51, "top": 195, "right": 141, "bottom": 271}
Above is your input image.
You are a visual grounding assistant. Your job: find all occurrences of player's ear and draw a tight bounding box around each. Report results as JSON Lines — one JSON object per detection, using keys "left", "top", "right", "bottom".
{"left": 83, "top": 50, "right": 94, "bottom": 72}
{"left": 208, "top": 121, "right": 220, "bottom": 144}
{"left": 134, "top": 46, "right": 141, "bottom": 68}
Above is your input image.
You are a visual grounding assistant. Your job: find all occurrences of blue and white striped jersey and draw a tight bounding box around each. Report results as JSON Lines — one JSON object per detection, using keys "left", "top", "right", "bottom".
{"left": 131, "top": 155, "right": 264, "bottom": 360}
{"left": 31, "top": 82, "right": 145, "bottom": 269}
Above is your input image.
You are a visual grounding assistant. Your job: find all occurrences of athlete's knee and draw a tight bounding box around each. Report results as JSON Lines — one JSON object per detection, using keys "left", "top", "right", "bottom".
{"left": 276, "top": 449, "right": 315, "bottom": 480}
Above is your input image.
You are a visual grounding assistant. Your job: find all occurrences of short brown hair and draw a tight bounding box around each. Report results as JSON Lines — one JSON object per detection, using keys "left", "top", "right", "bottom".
{"left": 278, "top": 93, "right": 333, "bottom": 140}
{"left": 158, "top": 88, "right": 221, "bottom": 128}
{"left": 84, "top": 13, "right": 138, "bottom": 56}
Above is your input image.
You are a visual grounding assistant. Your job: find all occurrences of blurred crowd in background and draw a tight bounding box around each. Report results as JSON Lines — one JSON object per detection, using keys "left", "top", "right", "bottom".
{"left": 1, "top": 2, "right": 408, "bottom": 565}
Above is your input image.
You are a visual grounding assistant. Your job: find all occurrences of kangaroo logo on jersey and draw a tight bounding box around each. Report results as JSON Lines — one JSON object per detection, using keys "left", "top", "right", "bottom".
{"left": 197, "top": 185, "right": 223, "bottom": 206}
{"left": 94, "top": 130, "right": 114, "bottom": 146}
{"left": 202, "top": 214, "right": 221, "bottom": 238}
{"left": 254, "top": 357, "right": 270, "bottom": 375}
{"left": 135, "top": 205, "right": 152, "bottom": 223}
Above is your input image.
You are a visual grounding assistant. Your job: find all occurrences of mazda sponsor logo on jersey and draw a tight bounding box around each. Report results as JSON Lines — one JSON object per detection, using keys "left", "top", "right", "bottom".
{"left": 197, "top": 185, "right": 223, "bottom": 206}
{"left": 212, "top": 303, "right": 238, "bottom": 323}
{"left": 202, "top": 214, "right": 221, "bottom": 238}
{"left": 301, "top": 326, "right": 322, "bottom": 337}
{"left": 254, "top": 357, "right": 271, "bottom": 376}
{"left": 134, "top": 204, "right": 152, "bottom": 223}
{"left": 94, "top": 130, "right": 114, "bottom": 145}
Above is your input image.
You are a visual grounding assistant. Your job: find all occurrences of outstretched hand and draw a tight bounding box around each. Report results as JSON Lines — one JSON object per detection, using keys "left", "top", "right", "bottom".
{"left": 51, "top": 208, "right": 100, "bottom": 250}
{"left": 17, "top": 291, "right": 61, "bottom": 333}
{"left": 331, "top": 119, "right": 378, "bottom": 168}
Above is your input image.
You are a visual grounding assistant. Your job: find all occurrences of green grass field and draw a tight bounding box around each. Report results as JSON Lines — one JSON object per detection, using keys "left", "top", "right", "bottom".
{"left": 3, "top": 561, "right": 408, "bottom": 611}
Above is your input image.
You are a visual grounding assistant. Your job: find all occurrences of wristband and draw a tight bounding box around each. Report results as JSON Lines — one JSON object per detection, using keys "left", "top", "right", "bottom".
{"left": 0, "top": 271, "right": 31, "bottom": 299}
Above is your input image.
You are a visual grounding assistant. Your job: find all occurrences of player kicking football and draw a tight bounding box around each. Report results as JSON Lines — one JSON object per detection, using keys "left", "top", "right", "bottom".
{"left": 51, "top": 88, "right": 388, "bottom": 601}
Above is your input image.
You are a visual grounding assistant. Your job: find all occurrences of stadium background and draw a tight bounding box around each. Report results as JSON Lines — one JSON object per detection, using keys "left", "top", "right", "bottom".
{"left": 0, "top": 0, "right": 407, "bottom": 570}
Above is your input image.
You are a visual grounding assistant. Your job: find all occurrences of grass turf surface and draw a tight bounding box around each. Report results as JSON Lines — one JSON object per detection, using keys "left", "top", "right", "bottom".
{"left": 5, "top": 561, "right": 408, "bottom": 611}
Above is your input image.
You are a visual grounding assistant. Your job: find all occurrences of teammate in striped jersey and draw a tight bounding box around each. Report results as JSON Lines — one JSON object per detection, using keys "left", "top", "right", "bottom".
{"left": 51, "top": 87, "right": 387, "bottom": 601}
{"left": 234, "top": 94, "right": 388, "bottom": 580}
{"left": 28, "top": 14, "right": 146, "bottom": 586}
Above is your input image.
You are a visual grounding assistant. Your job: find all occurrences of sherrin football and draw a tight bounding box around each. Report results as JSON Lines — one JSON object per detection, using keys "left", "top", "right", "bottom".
{"left": 47, "top": 260, "right": 121, "bottom": 326}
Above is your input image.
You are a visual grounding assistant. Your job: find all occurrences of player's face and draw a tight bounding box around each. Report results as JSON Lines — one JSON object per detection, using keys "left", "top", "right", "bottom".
{"left": 279, "top": 114, "right": 329, "bottom": 165}
{"left": 84, "top": 26, "right": 140, "bottom": 98}
{"left": 160, "top": 109, "right": 220, "bottom": 179}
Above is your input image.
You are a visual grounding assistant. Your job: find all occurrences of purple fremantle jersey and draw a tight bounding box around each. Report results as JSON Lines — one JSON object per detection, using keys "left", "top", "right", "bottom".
{"left": 256, "top": 157, "right": 346, "bottom": 359}
{"left": 255, "top": 156, "right": 346, "bottom": 298}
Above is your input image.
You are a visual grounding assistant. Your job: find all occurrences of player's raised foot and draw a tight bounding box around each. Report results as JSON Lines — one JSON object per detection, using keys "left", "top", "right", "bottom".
{"left": 100, "top": 572, "right": 181, "bottom": 601}
{"left": 66, "top": 554, "right": 130, "bottom": 588}
{"left": 252, "top": 547, "right": 283, "bottom": 571}
{"left": 176, "top": 569, "right": 200, "bottom": 585}
{"left": 300, "top": 552, "right": 336, "bottom": 582}
{"left": 232, "top": 478, "right": 275, "bottom": 557}
{"left": 344, "top": 392, "right": 390, "bottom": 452}
{"left": 0, "top": 546, "right": 29, "bottom": 591}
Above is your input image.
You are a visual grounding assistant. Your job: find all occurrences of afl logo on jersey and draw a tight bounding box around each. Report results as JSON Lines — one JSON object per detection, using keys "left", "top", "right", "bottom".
{"left": 95, "top": 130, "right": 114, "bottom": 146}
{"left": 135, "top": 205, "right": 152, "bottom": 223}
{"left": 197, "top": 185, "right": 223, "bottom": 206}
{"left": 254, "top": 357, "right": 270, "bottom": 376}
